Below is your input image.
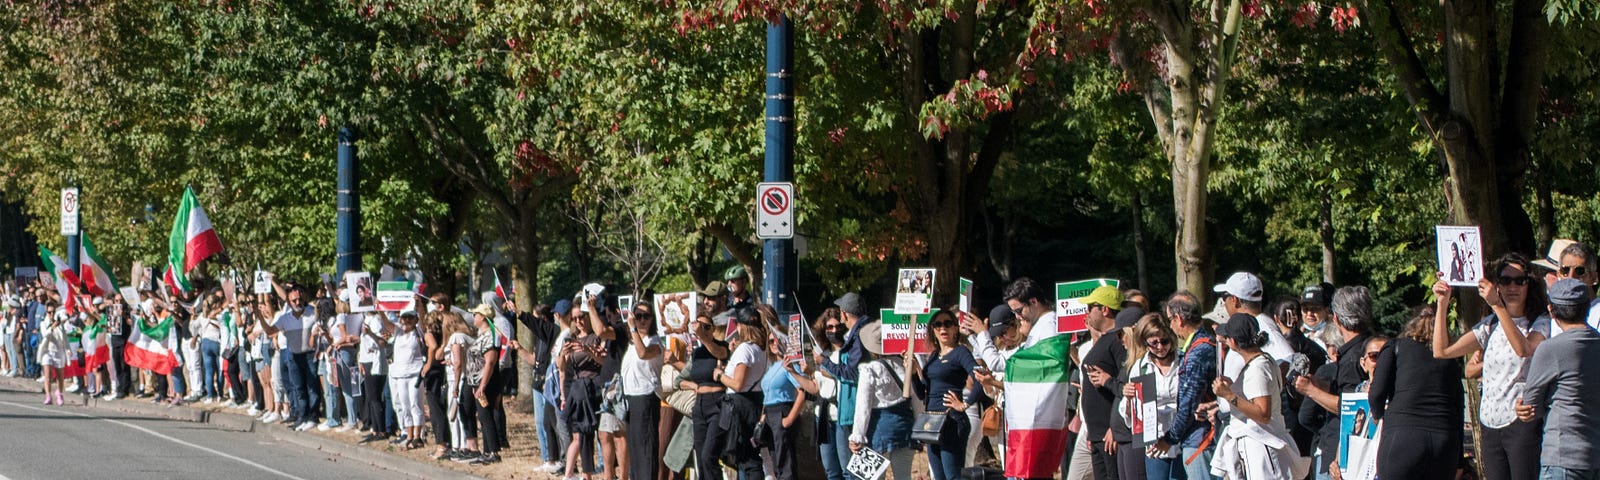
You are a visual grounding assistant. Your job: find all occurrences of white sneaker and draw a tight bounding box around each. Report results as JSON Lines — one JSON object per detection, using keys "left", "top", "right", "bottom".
{"left": 259, "top": 412, "right": 280, "bottom": 423}
{"left": 294, "top": 421, "right": 316, "bottom": 432}
{"left": 317, "top": 422, "right": 334, "bottom": 432}
{"left": 336, "top": 424, "right": 354, "bottom": 433}
{"left": 537, "top": 462, "right": 562, "bottom": 473}
{"left": 66, "top": 384, "right": 80, "bottom": 393}
{"left": 102, "top": 394, "right": 117, "bottom": 401}
{"left": 36, "top": 377, "right": 44, "bottom": 383}
{"left": 247, "top": 406, "right": 261, "bottom": 416}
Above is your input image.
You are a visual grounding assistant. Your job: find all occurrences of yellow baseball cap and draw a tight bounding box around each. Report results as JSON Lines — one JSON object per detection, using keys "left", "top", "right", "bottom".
{"left": 1081, "top": 285, "right": 1123, "bottom": 309}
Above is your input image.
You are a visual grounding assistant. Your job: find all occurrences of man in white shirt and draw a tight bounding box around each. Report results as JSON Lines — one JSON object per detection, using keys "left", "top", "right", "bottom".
{"left": 269, "top": 287, "right": 317, "bottom": 431}
{"left": 1212, "top": 272, "right": 1295, "bottom": 370}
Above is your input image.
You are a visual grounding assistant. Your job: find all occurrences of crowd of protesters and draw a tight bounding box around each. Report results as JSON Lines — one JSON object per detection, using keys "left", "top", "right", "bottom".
{"left": 4, "top": 239, "right": 1600, "bottom": 480}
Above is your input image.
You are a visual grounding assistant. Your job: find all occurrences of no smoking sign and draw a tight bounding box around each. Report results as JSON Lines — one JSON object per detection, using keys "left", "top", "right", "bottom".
{"left": 756, "top": 182, "right": 794, "bottom": 239}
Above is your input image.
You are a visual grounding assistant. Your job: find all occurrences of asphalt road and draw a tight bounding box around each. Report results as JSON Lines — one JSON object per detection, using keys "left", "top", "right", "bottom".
{"left": 0, "top": 386, "right": 411, "bottom": 480}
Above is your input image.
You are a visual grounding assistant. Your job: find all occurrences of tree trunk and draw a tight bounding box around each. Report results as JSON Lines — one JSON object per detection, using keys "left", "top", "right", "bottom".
{"left": 1535, "top": 174, "right": 1554, "bottom": 252}
{"left": 703, "top": 222, "right": 762, "bottom": 292}
{"left": 508, "top": 215, "right": 542, "bottom": 414}
{"left": 1320, "top": 188, "right": 1335, "bottom": 284}
{"left": 1133, "top": 193, "right": 1149, "bottom": 292}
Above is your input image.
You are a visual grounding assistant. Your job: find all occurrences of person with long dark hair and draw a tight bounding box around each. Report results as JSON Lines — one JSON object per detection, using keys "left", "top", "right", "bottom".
{"left": 1431, "top": 253, "right": 1550, "bottom": 480}
{"left": 757, "top": 304, "right": 806, "bottom": 480}
{"left": 714, "top": 306, "right": 770, "bottom": 479}
{"left": 907, "top": 309, "right": 976, "bottom": 480}
{"left": 620, "top": 301, "right": 663, "bottom": 480}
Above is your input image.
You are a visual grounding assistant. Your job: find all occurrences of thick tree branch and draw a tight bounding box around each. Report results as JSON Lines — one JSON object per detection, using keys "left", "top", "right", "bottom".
{"left": 1365, "top": 0, "right": 1448, "bottom": 132}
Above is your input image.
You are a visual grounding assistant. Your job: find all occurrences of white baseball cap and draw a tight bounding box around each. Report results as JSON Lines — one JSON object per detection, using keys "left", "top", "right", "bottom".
{"left": 1212, "top": 272, "right": 1264, "bottom": 303}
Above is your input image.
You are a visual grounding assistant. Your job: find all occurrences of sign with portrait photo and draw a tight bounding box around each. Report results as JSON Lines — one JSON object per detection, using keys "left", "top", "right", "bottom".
{"left": 893, "top": 268, "right": 936, "bottom": 315}
{"left": 1436, "top": 225, "right": 1484, "bottom": 287}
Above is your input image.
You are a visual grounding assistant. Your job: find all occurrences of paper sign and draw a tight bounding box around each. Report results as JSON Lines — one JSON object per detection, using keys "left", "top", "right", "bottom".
{"left": 222, "top": 278, "right": 237, "bottom": 305}
{"left": 893, "top": 268, "right": 936, "bottom": 315}
{"left": 880, "top": 308, "right": 933, "bottom": 355}
{"left": 254, "top": 271, "right": 273, "bottom": 294}
{"left": 13, "top": 267, "right": 37, "bottom": 286}
{"left": 845, "top": 446, "right": 890, "bottom": 480}
{"left": 1436, "top": 226, "right": 1484, "bottom": 287}
{"left": 1056, "top": 278, "right": 1120, "bottom": 333}
{"left": 1128, "top": 373, "right": 1158, "bottom": 450}
{"left": 1339, "top": 392, "right": 1380, "bottom": 474}
{"left": 577, "top": 283, "right": 604, "bottom": 313}
{"left": 786, "top": 314, "right": 804, "bottom": 362}
{"left": 118, "top": 287, "right": 140, "bottom": 304}
{"left": 138, "top": 265, "right": 154, "bottom": 292}
{"left": 375, "top": 280, "right": 416, "bottom": 312}
{"left": 654, "top": 291, "right": 699, "bottom": 340}
{"left": 958, "top": 277, "right": 974, "bottom": 314}
{"left": 618, "top": 295, "right": 634, "bottom": 316}
{"left": 344, "top": 271, "right": 375, "bottom": 312}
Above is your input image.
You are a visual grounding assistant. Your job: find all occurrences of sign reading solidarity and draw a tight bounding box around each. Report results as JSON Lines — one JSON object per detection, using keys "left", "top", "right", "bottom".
{"left": 755, "top": 182, "right": 794, "bottom": 239}
{"left": 60, "top": 188, "right": 80, "bottom": 236}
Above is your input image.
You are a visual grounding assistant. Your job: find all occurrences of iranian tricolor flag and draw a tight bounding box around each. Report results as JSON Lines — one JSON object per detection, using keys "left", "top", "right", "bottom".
{"left": 64, "top": 316, "right": 110, "bottom": 376}
{"left": 78, "top": 235, "right": 121, "bottom": 297}
{"left": 125, "top": 315, "right": 180, "bottom": 375}
{"left": 492, "top": 269, "right": 509, "bottom": 300}
{"left": 165, "top": 187, "right": 224, "bottom": 293}
{"left": 1003, "top": 334, "right": 1074, "bottom": 479}
{"left": 39, "top": 246, "right": 78, "bottom": 313}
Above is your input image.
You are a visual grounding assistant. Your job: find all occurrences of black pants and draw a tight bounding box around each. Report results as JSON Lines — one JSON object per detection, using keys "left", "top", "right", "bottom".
{"left": 1481, "top": 420, "right": 1541, "bottom": 480}
{"left": 692, "top": 392, "right": 725, "bottom": 479}
{"left": 423, "top": 371, "right": 450, "bottom": 445}
{"left": 487, "top": 372, "right": 510, "bottom": 447}
{"left": 626, "top": 394, "right": 662, "bottom": 480}
{"left": 1378, "top": 426, "right": 1461, "bottom": 480}
{"left": 151, "top": 372, "right": 168, "bottom": 400}
{"left": 1088, "top": 440, "right": 1119, "bottom": 480}
{"left": 476, "top": 378, "right": 506, "bottom": 455}
{"left": 458, "top": 384, "right": 481, "bottom": 443}
{"left": 362, "top": 373, "right": 390, "bottom": 434}
{"left": 110, "top": 339, "right": 131, "bottom": 397}
{"left": 224, "top": 351, "right": 245, "bottom": 402}
{"left": 1115, "top": 442, "right": 1144, "bottom": 480}
{"left": 764, "top": 403, "right": 798, "bottom": 480}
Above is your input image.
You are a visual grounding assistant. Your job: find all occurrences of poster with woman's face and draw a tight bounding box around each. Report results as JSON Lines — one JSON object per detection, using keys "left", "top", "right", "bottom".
{"left": 344, "top": 271, "right": 375, "bottom": 312}
{"left": 1436, "top": 225, "right": 1483, "bottom": 287}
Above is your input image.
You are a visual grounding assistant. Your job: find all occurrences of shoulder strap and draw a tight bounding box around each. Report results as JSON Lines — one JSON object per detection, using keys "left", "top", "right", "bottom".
{"left": 880, "top": 359, "right": 905, "bottom": 392}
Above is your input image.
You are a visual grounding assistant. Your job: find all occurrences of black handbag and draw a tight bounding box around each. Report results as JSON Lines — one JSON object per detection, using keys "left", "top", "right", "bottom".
{"left": 911, "top": 411, "right": 948, "bottom": 445}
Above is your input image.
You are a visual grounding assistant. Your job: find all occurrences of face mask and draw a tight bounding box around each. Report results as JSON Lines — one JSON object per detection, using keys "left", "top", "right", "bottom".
{"left": 828, "top": 332, "right": 846, "bottom": 345}
{"left": 1303, "top": 321, "right": 1326, "bottom": 334}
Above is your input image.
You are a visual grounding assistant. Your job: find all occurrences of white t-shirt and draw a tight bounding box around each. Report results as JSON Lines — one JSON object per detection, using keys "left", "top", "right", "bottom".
{"left": 1227, "top": 354, "right": 1286, "bottom": 432}
{"left": 1022, "top": 311, "right": 1063, "bottom": 349}
{"left": 389, "top": 327, "right": 425, "bottom": 378}
{"left": 1221, "top": 314, "right": 1295, "bottom": 381}
{"left": 358, "top": 314, "right": 385, "bottom": 364}
{"left": 332, "top": 313, "right": 361, "bottom": 346}
{"left": 620, "top": 335, "right": 663, "bottom": 396}
{"left": 1472, "top": 314, "right": 1550, "bottom": 428}
{"left": 1585, "top": 299, "right": 1600, "bottom": 332}
{"left": 724, "top": 342, "right": 769, "bottom": 393}
{"left": 195, "top": 315, "right": 223, "bottom": 342}
{"left": 270, "top": 306, "right": 312, "bottom": 353}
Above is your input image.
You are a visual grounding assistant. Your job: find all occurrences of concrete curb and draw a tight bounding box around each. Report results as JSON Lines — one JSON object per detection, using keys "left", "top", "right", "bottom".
{"left": 0, "top": 376, "right": 480, "bottom": 480}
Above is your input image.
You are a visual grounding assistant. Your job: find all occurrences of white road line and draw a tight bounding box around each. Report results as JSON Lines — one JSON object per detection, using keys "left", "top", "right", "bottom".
{"left": 0, "top": 401, "right": 310, "bottom": 480}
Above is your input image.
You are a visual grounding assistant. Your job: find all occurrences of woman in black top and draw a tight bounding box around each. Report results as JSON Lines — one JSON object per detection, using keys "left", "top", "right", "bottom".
{"left": 679, "top": 312, "right": 729, "bottom": 480}
{"left": 1368, "top": 304, "right": 1463, "bottom": 480}
{"left": 559, "top": 307, "right": 605, "bottom": 480}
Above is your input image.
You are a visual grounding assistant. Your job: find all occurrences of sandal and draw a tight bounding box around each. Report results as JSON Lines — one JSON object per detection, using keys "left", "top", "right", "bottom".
{"left": 431, "top": 448, "right": 448, "bottom": 460}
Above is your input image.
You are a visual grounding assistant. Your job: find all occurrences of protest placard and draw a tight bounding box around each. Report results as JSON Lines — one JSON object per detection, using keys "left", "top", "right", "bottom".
{"left": 958, "top": 277, "right": 974, "bottom": 313}
{"left": 253, "top": 271, "right": 273, "bottom": 294}
{"left": 12, "top": 267, "right": 37, "bottom": 286}
{"left": 845, "top": 446, "right": 890, "bottom": 480}
{"left": 786, "top": 314, "right": 804, "bottom": 362}
{"left": 1339, "top": 392, "right": 1381, "bottom": 479}
{"left": 880, "top": 308, "right": 932, "bottom": 355}
{"left": 893, "top": 268, "right": 936, "bottom": 315}
{"left": 1056, "top": 278, "right": 1120, "bottom": 333}
{"left": 376, "top": 280, "right": 416, "bottom": 312}
{"left": 654, "top": 292, "right": 698, "bottom": 337}
{"left": 1436, "top": 226, "right": 1484, "bottom": 287}
{"left": 344, "top": 271, "right": 375, "bottom": 312}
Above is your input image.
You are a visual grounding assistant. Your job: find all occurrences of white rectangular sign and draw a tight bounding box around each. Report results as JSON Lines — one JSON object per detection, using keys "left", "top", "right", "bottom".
{"left": 755, "top": 182, "right": 794, "bottom": 239}
{"left": 60, "top": 188, "right": 80, "bottom": 236}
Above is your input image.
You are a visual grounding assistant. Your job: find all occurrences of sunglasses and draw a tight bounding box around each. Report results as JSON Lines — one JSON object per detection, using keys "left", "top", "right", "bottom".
{"left": 1363, "top": 351, "right": 1381, "bottom": 361}
{"left": 930, "top": 321, "right": 956, "bottom": 329}
{"left": 1146, "top": 338, "right": 1172, "bottom": 348}
{"left": 1561, "top": 266, "right": 1590, "bottom": 277}
{"left": 1495, "top": 276, "right": 1532, "bottom": 286}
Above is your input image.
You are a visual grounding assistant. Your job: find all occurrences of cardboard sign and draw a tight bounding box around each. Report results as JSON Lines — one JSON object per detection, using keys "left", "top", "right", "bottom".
{"left": 845, "top": 446, "right": 890, "bottom": 480}
{"left": 1436, "top": 226, "right": 1484, "bottom": 287}
{"left": 893, "top": 268, "right": 936, "bottom": 315}
{"left": 1056, "top": 278, "right": 1120, "bottom": 333}
{"left": 786, "top": 314, "right": 804, "bottom": 362}
{"left": 958, "top": 277, "right": 974, "bottom": 313}
{"left": 1339, "top": 392, "right": 1381, "bottom": 479}
{"left": 344, "top": 271, "right": 375, "bottom": 312}
{"left": 879, "top": 308, "right": 933, "bottom": 355}
{"left": 254, "top": 271, "right": 273, "bottom": 294}
{"left": 376, "top": 280, "right": 417, "bottom": 312}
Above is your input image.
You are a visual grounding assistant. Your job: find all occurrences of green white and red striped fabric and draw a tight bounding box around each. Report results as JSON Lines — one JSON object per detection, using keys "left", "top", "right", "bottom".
{"left": 166, "top": 187, "right": 223, "bottom": 293}
{"left": 1003, "top": 334, "right": 1074, "bottom": 478}
{"left": 125, "top": 316, "right": 179, "bottom": 376}
{"left": 78, "top": 235, "right": 120, "bottom": 297}
{"left": 39, "top": 246, "right": 77, "bottom": 313}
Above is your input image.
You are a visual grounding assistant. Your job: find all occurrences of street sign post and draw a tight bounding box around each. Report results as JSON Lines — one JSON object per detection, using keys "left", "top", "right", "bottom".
{"left": 756, "top": 182, "right": 794, "bottom": 239}
{"left": 60, "top": 187, "right": 80, "bottom": 236}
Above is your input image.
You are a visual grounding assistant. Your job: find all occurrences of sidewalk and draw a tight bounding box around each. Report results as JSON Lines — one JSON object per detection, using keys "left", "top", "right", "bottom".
{"left": 0, "top": 375, "right": 546, "bottom": 480}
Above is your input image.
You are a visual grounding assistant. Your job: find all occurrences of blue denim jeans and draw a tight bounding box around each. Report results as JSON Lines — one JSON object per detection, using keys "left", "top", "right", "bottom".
{"left": 1181, "top": 444, "right": 1213, "bottom": 480}
{"left": 818, "top": 420, "right": 847, "bottom": 480}
{"left": 531, "top": 389, "right": 559, "bottom": 462}
{"left": 200, "top": 339, "right": 221, "bottom": 398}
{"left": 281, "top": 350, "right": 310, "bottom": 423}
{"left": 1147, "top": 456, "right": 1187, "bottom": 480}
{"left": 828, "top": 424, "right": 854, "bottom": 480}
{"left": 335, "top": 349, "right": 358, "bottom": 425}
{"left": 322, "top": 365, "right": 342, "bottom": 426}
{"left": 1542, "top": 467, "right": 1600, "bottom": 480}
{"left": 23, "top": 333, "right": 40, "bottom": 377}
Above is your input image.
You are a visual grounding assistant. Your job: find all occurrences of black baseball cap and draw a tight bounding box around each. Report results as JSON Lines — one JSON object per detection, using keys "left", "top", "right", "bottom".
{"left": 986, "top": 303, "right": 1016, "bottom": 338}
